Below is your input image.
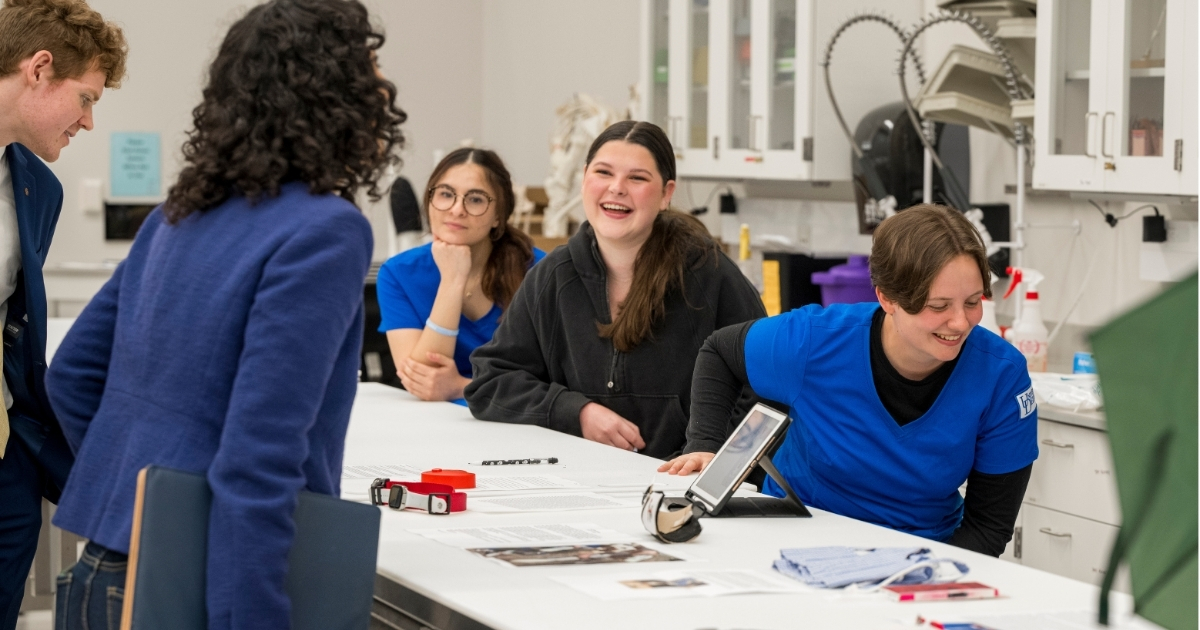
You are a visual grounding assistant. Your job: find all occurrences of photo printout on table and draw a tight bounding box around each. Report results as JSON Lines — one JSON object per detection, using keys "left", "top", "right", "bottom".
{"left": 466, "top": 543, "right": 684, "bottom": 568}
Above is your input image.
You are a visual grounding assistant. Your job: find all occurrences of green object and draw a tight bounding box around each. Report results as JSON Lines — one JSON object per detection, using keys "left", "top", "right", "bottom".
{"left": 654, "top": 48, "right": 669, "bottom": 84}
{"left": 1090, "top": 273, "right": 1197, "bottom": 630}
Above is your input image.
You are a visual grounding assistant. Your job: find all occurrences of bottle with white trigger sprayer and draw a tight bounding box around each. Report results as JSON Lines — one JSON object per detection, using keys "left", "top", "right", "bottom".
{"left": 1003, "top": 267, "right": 1048, "bottom": 372}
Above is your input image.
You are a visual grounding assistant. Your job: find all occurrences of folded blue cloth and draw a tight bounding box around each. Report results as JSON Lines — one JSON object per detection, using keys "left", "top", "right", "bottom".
{"left": 772, "top": 546, "right": 969, "bottom": 589}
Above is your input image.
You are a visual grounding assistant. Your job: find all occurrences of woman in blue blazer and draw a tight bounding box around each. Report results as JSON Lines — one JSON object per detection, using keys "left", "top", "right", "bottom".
{"left": 44, "top": 1, "right": 406, "bottom": 627}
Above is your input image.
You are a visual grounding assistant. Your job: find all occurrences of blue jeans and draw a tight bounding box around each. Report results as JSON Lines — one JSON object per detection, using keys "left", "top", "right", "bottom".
{"left": 55, "top": 542, "right": 127, "bottom": 630}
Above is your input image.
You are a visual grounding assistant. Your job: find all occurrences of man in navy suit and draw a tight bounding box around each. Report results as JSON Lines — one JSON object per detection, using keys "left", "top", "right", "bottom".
{"left": 0, "top": 1, "right": 126, "bottom": 626}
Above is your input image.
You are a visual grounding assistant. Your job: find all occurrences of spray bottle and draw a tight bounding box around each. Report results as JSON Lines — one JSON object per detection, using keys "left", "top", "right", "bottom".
{"left": 1002, "top": 267, "right": 1049, "bottom": 372}
{"left": 978, "top": 274, "right": 1002, "bottom": 337}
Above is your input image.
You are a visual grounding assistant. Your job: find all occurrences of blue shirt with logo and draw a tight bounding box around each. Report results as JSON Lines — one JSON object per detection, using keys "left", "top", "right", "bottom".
{"left": 376, "top": 243, "right": 545, "bottom": 378}
{"left": 745, "top": 302, "right": 1038, "bottom": 541}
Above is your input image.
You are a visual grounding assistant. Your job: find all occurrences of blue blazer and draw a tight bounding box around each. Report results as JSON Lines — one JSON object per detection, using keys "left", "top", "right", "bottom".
{"left": 4, "top": 143, "right": 71, "bottom": 501}
{"left": 47, "top": 183, "right": 373, "bottom": 628}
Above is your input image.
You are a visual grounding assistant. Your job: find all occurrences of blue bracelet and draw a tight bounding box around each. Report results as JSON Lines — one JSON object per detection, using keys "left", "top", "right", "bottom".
{"left": 426, "top": 318, "right": 459, "bottom": 337}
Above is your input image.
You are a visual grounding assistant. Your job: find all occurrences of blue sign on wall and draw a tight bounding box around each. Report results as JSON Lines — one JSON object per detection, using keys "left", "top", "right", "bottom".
{"left": 110, "top": 132, "right": 161, "bottom": 197}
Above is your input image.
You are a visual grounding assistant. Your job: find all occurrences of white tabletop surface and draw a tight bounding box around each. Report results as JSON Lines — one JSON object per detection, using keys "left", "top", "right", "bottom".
{"left": 347, "top": 383, "right": 1152, "bottom": 630}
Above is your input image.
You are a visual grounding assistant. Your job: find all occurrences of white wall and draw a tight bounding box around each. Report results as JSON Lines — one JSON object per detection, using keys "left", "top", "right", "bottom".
{"left": 360, "top": 0, "right": 484, "bottom": 260}
{"left": 46, "top": 0, "right": 241, "bottom": 268}
{"left": 479, "top": 0, "right": 641, "bottom": 186}
{"left": 44, "top": 0, "right": 485, "bottom": 268}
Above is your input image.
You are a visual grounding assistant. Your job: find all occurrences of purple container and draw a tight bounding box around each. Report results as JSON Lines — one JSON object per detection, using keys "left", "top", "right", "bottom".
{"left": 811, "top": 255, "right": 876, "bottom": 306}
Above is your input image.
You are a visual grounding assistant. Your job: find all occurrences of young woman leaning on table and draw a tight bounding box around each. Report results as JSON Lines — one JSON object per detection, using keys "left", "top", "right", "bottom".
{"left": 660, "top": 204, "right": 1038, "bottom": 557}
{"left": 43, "top": 1, "right": 406, "bottom": 627}
{"left": 465, "top": 121, "right": 765, "bottom": 459}
{"left": 375, "top": 148, "right": 543, "bottom": 404}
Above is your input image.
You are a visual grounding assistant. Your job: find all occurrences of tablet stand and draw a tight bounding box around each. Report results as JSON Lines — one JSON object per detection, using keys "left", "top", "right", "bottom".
{"left": 709, "top": 454, "right": 812, "bottom": 519}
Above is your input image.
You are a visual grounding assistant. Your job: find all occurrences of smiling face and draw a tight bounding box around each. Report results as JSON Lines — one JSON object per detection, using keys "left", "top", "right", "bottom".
{"left": 426, "top": 162, "right": 500, "bottom": 247}
{"left": 878, "top": 254, "right": 985, "bottom": 378}
{"left": 581, "top": 140, "right": 675, "bottom": 250}
{"left": 16, "top": 60, "right": 106, "bottom": 162}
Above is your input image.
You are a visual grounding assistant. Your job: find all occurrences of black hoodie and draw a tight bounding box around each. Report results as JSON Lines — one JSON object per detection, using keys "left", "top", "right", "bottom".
{"left": 465, "top": 222, "right": 765, "bottom": 459}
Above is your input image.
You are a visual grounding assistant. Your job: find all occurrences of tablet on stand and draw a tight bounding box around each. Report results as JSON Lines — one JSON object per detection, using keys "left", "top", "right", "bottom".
{"left": 684, "top": 404, "right": 812, "bottom": 518}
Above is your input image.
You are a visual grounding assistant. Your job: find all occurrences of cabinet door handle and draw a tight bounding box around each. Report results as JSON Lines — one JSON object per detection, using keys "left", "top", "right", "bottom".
{"left": 1041, "top": 439, "right": 1075, "bottom": 449}
{"left": 1039, "top": 527, "right": 1073, "bottom": 538}
{"left": 749, "top": 115, "right": 763, "bottom": 152}
{"left": 1085, "top": 112, "right": 1099, "bottom": 157}
{"left": 669, "top": 116, "right": 683, "bottom": 154}
{"left": 1101, "top": 112, "right": 1116, "bottom": 158}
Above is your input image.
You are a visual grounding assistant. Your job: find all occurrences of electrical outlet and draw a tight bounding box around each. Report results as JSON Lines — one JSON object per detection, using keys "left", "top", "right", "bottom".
{"left": 78, "top": 178, "right": 103, "bottom": 215}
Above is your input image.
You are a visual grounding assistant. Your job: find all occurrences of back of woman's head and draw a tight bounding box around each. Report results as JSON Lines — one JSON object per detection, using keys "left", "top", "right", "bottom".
{"left": 426, "top": 147, "right": 533, "bottom": 311}
{"left": 869, "top": 203, "right": 991, "bottom": 314}
{"left": 165, "top": 0, "right": 406, "bottom": 221}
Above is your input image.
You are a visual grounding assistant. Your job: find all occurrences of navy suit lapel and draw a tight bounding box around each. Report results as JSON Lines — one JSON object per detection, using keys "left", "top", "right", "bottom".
{"left": 5, "top": 144, "right": 47, "bottom": 366}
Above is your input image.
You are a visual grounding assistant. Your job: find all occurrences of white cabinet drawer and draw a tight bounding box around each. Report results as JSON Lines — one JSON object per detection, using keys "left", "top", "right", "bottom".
{"left": 1022, "top": 505, "right": 1130, "bottom": 593}
{"left": 1025, "top": 420, "right": 1120, "bottom": 525}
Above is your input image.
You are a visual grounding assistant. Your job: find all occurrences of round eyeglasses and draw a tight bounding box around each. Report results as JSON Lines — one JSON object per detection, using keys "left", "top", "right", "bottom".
{"left": 428, "top": 185, "right": 494, "bottom": 217}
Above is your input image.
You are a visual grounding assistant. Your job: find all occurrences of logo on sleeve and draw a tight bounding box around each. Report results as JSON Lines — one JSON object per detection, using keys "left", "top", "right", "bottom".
{"left": 1016, "top": 386, "right": 1037, "bottom": 419}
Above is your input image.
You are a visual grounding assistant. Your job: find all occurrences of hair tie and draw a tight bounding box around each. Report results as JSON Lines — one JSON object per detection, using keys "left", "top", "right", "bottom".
{"left": 425, "top": 319, "right": 458, "bottom": 337}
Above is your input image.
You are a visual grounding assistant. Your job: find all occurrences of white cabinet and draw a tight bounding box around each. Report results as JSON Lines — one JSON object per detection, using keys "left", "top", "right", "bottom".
{"left": 1023, "top": 505, "right": 1131, "bottom": 593}
{"left": 1033, "top": 0, "right": 1197, "bottom": 195}
{"left": 1003, "top": 414, "right": 1130, "bottom": 593}
{"left": 1024, "top": 419, "right": 1120, "bottom": 525}
{"left": 638, "top": 0, "right": 919, "bottom": 181}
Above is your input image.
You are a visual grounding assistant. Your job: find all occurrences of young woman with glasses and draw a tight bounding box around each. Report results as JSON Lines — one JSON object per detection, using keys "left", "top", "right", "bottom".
{"left": 375, "top": 148, "right": 544, "bottom": 403}
{"left": 465, "top": 121, "right": 765, "bottom": 459}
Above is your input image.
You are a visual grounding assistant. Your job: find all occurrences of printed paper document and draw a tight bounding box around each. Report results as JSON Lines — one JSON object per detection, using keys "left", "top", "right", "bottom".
{"left": 553, "top": 570, "right": 805, "bottom": 600}
{"left": 468, "top": 492, "right": 643, "bottom": 513}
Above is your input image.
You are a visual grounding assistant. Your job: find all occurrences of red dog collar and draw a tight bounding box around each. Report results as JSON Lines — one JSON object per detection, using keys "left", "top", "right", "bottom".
{"left": 370, "top": 478, "right": 467, "bottom": 514}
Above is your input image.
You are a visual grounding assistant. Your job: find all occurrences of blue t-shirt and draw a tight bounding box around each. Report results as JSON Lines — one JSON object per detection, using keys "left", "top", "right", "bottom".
{"left": 744, "top": 302, "right": 1038, "bottom": 542}
{"left": 375, "top": 243, "right": 546, "bottom": 378}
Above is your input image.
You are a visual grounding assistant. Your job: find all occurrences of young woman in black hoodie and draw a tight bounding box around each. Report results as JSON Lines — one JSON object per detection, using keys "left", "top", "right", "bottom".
{"left": 465, "top": 121, "right": 764, "bottom": 459}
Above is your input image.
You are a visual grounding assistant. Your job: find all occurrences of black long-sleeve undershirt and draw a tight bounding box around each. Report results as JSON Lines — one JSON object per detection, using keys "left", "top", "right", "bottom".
{"left": 685, "top": 318, "right": 1030, "bottom": 557}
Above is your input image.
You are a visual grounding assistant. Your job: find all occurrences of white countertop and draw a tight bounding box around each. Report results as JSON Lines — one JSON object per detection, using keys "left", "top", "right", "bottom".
{"left": 348, "top": 384, "right": 1150, "bottom": 630}
{"left": 1038, "top": 405, "right": 1107, "bottom": 431}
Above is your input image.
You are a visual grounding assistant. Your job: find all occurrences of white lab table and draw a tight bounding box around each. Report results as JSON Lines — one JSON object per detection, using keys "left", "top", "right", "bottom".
{"left": 347, "top": 384, "right": 1150, "bottom": 630}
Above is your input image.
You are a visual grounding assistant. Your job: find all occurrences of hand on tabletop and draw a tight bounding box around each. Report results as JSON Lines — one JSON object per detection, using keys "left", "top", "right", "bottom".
{"left": 398, "top": 352, "right": 468, "bottom": 401}
{"left": 430, "top": 238, "right": 473, "bottom": 288}
{"left": 579, "top": 403, "right": 645, "bottom": 452}
{"left": 657, "top": 452, "right": 715, "bottom": 475}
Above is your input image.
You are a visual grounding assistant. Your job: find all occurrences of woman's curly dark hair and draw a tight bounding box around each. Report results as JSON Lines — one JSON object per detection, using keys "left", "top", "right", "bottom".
{"left": 164, "top": 0, "right": 406, "bottom": 221}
